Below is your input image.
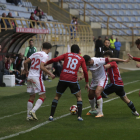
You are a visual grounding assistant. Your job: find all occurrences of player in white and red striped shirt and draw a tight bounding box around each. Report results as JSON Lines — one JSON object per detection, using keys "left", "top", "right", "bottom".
{"left": 24, "top": 42, "right": 55, "bottom": 121}
{"left": 81, "top": 54, "right": 129, "bottom": 117}
{"left": 103, "top": 51, "right": 139, "bottom": 116}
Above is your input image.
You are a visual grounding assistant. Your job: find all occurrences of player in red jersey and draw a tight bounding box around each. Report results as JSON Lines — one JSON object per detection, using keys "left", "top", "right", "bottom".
{"left": 103, "top": 51, "right": 139, "bottom": 116}
{"left": 46, "top": 44, "right": 89, "bottom": 121}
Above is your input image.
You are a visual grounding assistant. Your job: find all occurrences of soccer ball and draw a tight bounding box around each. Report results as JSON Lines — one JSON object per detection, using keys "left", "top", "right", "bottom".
{"left": 70, "top": 105, "right": 78, "bottom": 115}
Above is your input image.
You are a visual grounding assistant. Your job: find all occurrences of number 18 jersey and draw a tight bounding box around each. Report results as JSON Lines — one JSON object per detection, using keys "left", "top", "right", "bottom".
{"left": 46, "top": 52, "right": 88, "bottom": 83}
{"left": 28, "top": 51, "right": 49, "bottom": 77}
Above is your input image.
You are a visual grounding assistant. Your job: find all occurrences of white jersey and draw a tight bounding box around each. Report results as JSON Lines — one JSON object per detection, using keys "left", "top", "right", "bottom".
{"left": 28, "top": 51, "right": 49, "bottom": 77}
{"left": 87, "top": 57, "right": 108, "bottom": 81}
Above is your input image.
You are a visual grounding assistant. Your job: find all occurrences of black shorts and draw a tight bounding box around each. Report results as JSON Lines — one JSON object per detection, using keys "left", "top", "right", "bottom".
{"left": 103, "top": 83, "right": 125, "bottom": 97}
{"left": 56, "top": 80, "right": 80, "bottom": 95}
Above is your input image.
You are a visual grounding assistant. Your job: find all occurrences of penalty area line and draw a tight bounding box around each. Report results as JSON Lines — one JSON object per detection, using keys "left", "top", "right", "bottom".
{"left": 0, "top": 89, "right": 139, "bottom": 140}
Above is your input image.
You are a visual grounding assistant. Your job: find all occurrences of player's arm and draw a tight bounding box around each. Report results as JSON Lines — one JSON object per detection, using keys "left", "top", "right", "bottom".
{"left": 40, "top": 62, "right": 55, "bottom": 79}
{"left": 108, "top": 57, "right": 129, "bottom": 63}
{"left": 104, "top": 64, "right": 111, "bottom": 69}
{"left": 128, "top": 53, "right": 140, "bottom": 62}
{"left": 45, "top": 54, "right": 65, "bottom": 66}
{"left": 24, "top": 58, "right": 31, "bottom": 74}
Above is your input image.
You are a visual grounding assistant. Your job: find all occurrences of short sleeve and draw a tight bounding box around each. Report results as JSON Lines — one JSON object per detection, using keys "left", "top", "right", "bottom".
{"left": 42, "top": 55, "right": 49, "bottom": 63}
{"left": 29, "top": 54, "right": 33, "bottom": 60}
{"left": 93, "top": 58, "right": 107, "bottom": 66}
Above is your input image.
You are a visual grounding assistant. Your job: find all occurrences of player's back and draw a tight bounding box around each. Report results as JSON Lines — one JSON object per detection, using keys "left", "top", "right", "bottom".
{"left": 60, "top": 52, "right": 85, "bottom": 82}
{"left": 28, "top": 51, "right": 48, "bottom": 77}
{"left": 107, "top": 61, "right": 123, "bottom": 86}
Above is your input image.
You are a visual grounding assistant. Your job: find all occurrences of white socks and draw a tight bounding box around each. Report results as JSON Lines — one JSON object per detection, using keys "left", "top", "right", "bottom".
{"left": 89, "top": 98, "right": 96, "bottom": 111}
{"left": 31, "top": 98, "right": 44, "bottom": 113}
{"left": 97, "top": 97, "right": 103, "bottom": 114}
{"left": 27, "top": 100, "right": 33, "bottom": 117}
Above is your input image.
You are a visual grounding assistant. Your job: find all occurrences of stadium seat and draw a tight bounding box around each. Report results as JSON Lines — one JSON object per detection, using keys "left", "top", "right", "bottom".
{"left": 0, "top": 0, "right": 6, "bottom": 3}
{"left": 101, "top": 23, "right": 107, "bottom": 28}
{"left": 120, "top": 4, "right": 127, "bottom": 9}
{"left": 128, "top": 23, "right": 135, "bottom": 27}
{"left": 0, "top": 10, "right": 9, "bottom": 16}
{"left": 6, "top": 5, "right": 27, "bottom": 12}
{"left": 100, "top": 4, "right": 106, "bottom": 9}
{"left": 126, "top": 11, "right": 132, "bottom": 16}
{"left": 134, "top": 30, "right": 139, "bottom": 35}
{"left": 132, "top": 11, "right": 139, "bottom": 16}
{"left": 136, "top": 23, "right": 140, "bottom": 28}
{"left": 114, "top": 23, "right": 122, "bottom": 29}
{"left": 126, "top": 30, "right": 132, "bottom": 35}
{"left": 98, "top": 11, "right": 105, "bottom": 16}
{"left": 18, "top": 12, "right": 30, "bottom": 19}
{"left": 116, "top": 0, "right": 122, "bottom": 3}
{"left": 127, "top": 4, "right": 134, "bottom": 9}
{"left": 112, "top": 10, "right": 118, "bottom": 15}
{"left": 134, "top": 4, "right": 140, "bottom": 9}
{"left": 104, "top": 10, "right": 111, "bottom": 15}
{"left": 122, "top": 0, "right": 129, "bottom": 3}
{"left": 102, "top": 17, "right": 108, "bottom": 21}
{"left": 122, "top": 24, "right": 128, "bottom": 29}
{"left": 130, "top": 17, "right": 137, "bottom": 22}
{"left": 112, "top": 30, "right": 118, "bottom": 35}
{"left": 109, "top": 24, "right": 114, "bottom": 29}
{"left": 135, "top": 0, "right": 140, "bottom": 3}
{"left": 109, "top": 18, "right": 116, "bottom": 22}
{"left": 124, "top": 17, "right": 130, "bottom": 22}
{"left": 119, "top": 11, "right": 125, "bottom": 16}
{"left": 93, "top": 4, "right": 100, "bottom": 9}
{"left": 116, "top": 17, "right": 123, "bottom": 22}
{"left": 138, "top": 17, "right": 140, "bottom": 22}
{"left": 114, "top": 4, "right": 120, "bottom": 9}
{"left": 106, "top": 4, "right": 114, "bottom": 10}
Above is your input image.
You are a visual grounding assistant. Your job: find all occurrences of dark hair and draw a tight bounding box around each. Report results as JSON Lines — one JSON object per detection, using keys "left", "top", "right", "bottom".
{"left": 71, "top": 44, "right": 80, "bottom": 53}
{"left": 6, "top": 55, "right": 10, "bottom": 58}
{"left": 43, "top": 42, "right": 52, "bottom": 50}
{"left": 98, "top": 36, "right": 101, "bottom": 39}
{"left": 72, "top": 16, "right": 75, "bottom": 19}
{"left": 11, "top": 56, "right": 16, "bottom": 59}
{"left": 103, "top": 51, "right": 114, "bottom": 58}
{"left": 104, "top": 39, "right": 110, "bottom": 43}
{"left": 75, "top": 17, "right": 78, "bottom": 19}
{"left": 31, "top": 12, "right": 34, "bottom": 15}
{"left": 135, "top": 38, "right": 140, "bottom": 45}
{"left": 29, "top": 39, "right": 33, "bottom": 43}
{"left": 83, "top": 55, "right": 91, "bottom": 63}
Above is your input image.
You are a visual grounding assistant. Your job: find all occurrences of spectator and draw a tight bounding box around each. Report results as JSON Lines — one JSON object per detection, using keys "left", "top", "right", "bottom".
{"left": 102, "top": 39, "right": 113, "bottom": 56}
{"left": 35, "top": 11, "right": 42, "bottom": 21}
{"left": 29, "top": 12, "right": 38, "bottom": 28}
{"left": 70, "top": 17, "right": 76, "bottom": 39}
{"left": 53, "top": 51, "right": 62, "bottom": 77}
{"left": 95, "top": 36, "right": 103, "bottom": 57}
{"left": 71, "top": 16, "right": 75, "bottom": 24}
{"left": 93, "top": 36, "right": 96, "bottom": 44}
{"left": 34, "top": 6, "right": 43, "bottom": 16}
{"left": 75, "top": 17, "right": 78, "bottom": 31}
{"left": 109, "top": 35, "right": 116, "bottom": 51}
{"left": 9, "top": 56, "right": 17, "bottom": 74}
{"left": 115, "top": 38, "right": 121, "bottom": 59}
{"left": 24, "top": 39, "right": 37, "bottom": 70}
{"left": 7, "top": 12, "right": 16, "bottom": 28}
{"left": 1, "top": 13, "right": 10, "bottom": 32}
{"left": 3, "top": 56, "right": 10, "bottom": 75}
{"left": 5, "top": 55, "right": 11, "bottom": 71}
{"left": 16, "top": 53, "right": 24, "bottom": 72}
{"left": 105, "top": 36, "right": 108, "bottom": 40}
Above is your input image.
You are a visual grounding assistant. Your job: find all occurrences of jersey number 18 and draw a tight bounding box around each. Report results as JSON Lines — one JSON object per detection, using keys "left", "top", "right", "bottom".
{"left": 66, "top": 57, "right": 78, "bottom": 70}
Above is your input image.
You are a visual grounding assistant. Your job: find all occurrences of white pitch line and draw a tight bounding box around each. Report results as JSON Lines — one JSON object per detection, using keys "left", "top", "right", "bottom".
{"left": 0, "top": 89, "right": 139, "bottom": 140}
{"left": 0, "top": 105, "right": 49, "bottom": 120}
{"left": 0, "top": 80, "right": 139, "bottom": 120}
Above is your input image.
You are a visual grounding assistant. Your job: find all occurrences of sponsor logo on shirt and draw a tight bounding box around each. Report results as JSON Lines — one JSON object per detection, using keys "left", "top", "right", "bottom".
{"left": 63, "top": 69, "right": 75, "bottom": 74}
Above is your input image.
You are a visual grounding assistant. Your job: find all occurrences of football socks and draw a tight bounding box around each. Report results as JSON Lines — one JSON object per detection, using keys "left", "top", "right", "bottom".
{"left": 97, "top": 96, "right": 103, "bottom": 114}
{"left": 50, "top": 99, "right": 58, "bottom": 117}
{"left": 77, "top": 101, "right": 82, "bottom": 117}
{"left": 31, "top": 98, "right": 44, "bottom": 113}
{"left": 27, "top": 100, "right": 33, "bottom": 117}
{"left": 127, "top": 101, "right": 136, "bottom": 112}
{"left": 89, "top": 98, "right": 96, "bottom": 110}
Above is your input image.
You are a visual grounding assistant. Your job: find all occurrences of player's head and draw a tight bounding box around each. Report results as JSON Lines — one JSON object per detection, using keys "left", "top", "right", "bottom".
{"left": 11, "top": 56, "right": 16, "bottom": 63}
{"left": 135, "top": 38, "right": 140, "bottom": 50}
{"left": 71, "top": 44, "right": 80, "bottom": 54}
{"left": 42, "top": 42, "right": 52, "bottom": 54}
{"left": 29, "top": 39, "right": 33, "bottom": 46}
{"left": 103, "top": 51, "right": 114, "bottom": 58}
{"left": 104, "top": 39, "right": 110, "bottom": 48}
{"left": 83, "top": 55, "right": 92, "bottom": 66}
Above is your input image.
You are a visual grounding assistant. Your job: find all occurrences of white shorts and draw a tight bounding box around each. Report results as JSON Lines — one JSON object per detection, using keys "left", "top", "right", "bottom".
{"left": 27, "top": 76, "right": 45, "bottom": 95}
{"left": 90, "top": 77, "right": 108, "bottom": 91}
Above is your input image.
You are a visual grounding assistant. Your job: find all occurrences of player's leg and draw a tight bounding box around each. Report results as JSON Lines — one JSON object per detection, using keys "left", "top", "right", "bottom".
{"left": 87, "top": 89, "right": 97, "bottom": 115}
{"left": 29, "top": 77, "right": 46, "bottom": 120}
{"left": 118, "top": 87, "right": 139, "bottom": 116}
{"left": 70, "top": 82, "right": 83, "bottom": 121}
{"left": 95, "top": 86, "right": 104, "bottom": 117}
{"left": 49, "top": 81, "right": 68, "bottom": 121}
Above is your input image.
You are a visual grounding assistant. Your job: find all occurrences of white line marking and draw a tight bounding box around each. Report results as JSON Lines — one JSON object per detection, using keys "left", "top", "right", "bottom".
{"left": 0, "top": 105, "right": 49, "bottom": 120}
{"left": 0, "top": 80, "right": 139, "bottom": 120}
{"left": 0, "top": 89, "right": 139, "bottom": 140}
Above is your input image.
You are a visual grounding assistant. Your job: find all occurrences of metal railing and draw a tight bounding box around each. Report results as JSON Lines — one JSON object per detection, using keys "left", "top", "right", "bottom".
{"left": 0, "top": 17, "right": 93, "bottom": 50}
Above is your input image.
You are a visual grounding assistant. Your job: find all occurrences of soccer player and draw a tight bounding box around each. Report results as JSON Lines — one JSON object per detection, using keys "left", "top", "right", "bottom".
{"left": 24, "top": 42, "right": 55, "bottom": 121}
{"left": 46, "top": 44, "right": 89, "bottom": 121}
{"left": 81, "top": 54, "right": 129, "bottom": 117}
{"left": 102, "top": 51, "right": 139, "bottom": 116}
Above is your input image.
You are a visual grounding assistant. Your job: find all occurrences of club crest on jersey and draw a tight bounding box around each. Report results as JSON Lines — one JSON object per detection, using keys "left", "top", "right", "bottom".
{"left": 96, "top": 64, "right": 98, "bottom": 67}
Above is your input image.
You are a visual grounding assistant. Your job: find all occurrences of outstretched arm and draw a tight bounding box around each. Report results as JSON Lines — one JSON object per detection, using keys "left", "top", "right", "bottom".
{"left": 45, "top": 54, "right": 65, "bottom": 65}
{"left": 108, "top": 57, "right": 129, "bottom": 63}
{"left": 128, "top": 53, "right": 140, "bottom": 62}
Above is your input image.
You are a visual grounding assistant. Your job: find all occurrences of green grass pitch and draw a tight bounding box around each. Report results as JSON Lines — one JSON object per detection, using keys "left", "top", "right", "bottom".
{"left": 0, "top": 70, "right": 140, "bottom": 140}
